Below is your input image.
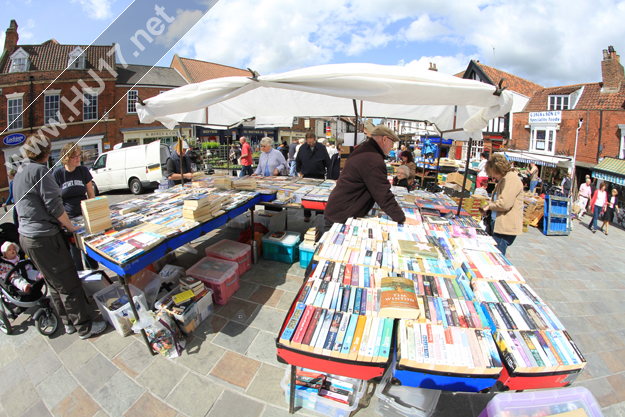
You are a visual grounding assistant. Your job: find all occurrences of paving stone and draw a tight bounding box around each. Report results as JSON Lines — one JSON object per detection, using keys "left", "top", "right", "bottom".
{"left": 0, "top": 344, "right": 17, "bottom": 370}
{"left": 213, "top": 321, "right": 259, "bottom": 355}
{"left": 275, "top": 291, "right": 297, "bottom": 312}
{"left": 57, "top": 337, "right": 98, "bottom": 373}
{"left": 51, "top": 386, "right": 100, "bottom": 417}
{"left": 600, "top": 350, "right": 625, "bottom": 374}
{"left": 247, "top": 306, "right": 286, "bottom": 334}
{"left": 19, "top": 400, "right": 52, "bottom": 417}
{"left": 10, "top": 325, "right": 38, "bottom": 349}
{"left": 235, "top": 281, "right": 261, "bottom": 300}
{"left": 176, "top": 337, "right": 226, "bottom": 375}
{"left": 607, "top": 373, "right": 625, "bottom": 402}
{"left": 16, "top": 334, "right": 48, "bottom": 366}
{"left": 583, "top": 353, "right": 613, "bottom": 378}
{"left": 92, "top": 329, "right": 135, "bottom": 360}
{"left": 190, "top": 314, "right": 229, "bottom": 342}
{"left": 247, "top": 331, "right": 288, "bottom": 369}
{"left": 24, "top": 348, "right": 61, "bottom": 386}
{"left": 166, "top": 373, "right": 223, "bottom": 417}
{"left": 246, "top": 364, "right": 287, "bottom": 408}
{"left": 136, "top": 356, "right": 188, "bottom": 399}
{"left": 217, "top": 298, "right": 261, "bottom": 324}
{"left": 93, "top": 371, "right": 144, "bottom": 417}
{"left": 36, "top": 367, "right": 79, "bottom": 409}
{"left": 560, "top": 316, "right": 595, "bottom": 333}
{"left": 207, "top": 390, "right": 264, "bottom": 417}
{"left": 124, "top": 392, "right": 177, "bottom": 417}
{"left": 0, "top": 378, "right": 38, "bottom": 417}
{"left": 46, "top": 330, "right": 80, "bottom": 354}
{"left": 111, "top": 340, "right": 156, "bottom": 379}
{"left": 210, "top": 351, "right": 261, "bottom": 389}
{"left": 586, "top": 315, "right": 612, "bottom": 332}
{"left": 248, "top": 286, "right": 285, "bottom": 307}
{"left": 603, "top": 402, "right": 625, "bottom": 417}
{"left": 74, "top": 353, "right": 119, "bottom": 394}
{"left": 576, "top": 378, "right": 618, "bottom": 408}
{"left": 0, "top": 359, "right": 27, "bottom": 397}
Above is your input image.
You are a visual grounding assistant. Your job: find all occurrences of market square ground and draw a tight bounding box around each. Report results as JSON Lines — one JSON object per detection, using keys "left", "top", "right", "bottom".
{"left": 1, "top": 206, "right": 624, "bottom": 417}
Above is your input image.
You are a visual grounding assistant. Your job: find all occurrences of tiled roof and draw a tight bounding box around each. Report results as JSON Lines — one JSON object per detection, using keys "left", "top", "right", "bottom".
{"left": 455, "top": 61, "right": 543, "bottom": 97}
{"left": 173, "top": 55, "right": 249, "bottom": 83}
{"left": 1, "top": 43, "right": 115, "bottom": 74}
{"left": 524, "top": 83, "right": 625, "bottom": 111}
{"left": 116, "top": 64, "right": 188, "bottom": 87}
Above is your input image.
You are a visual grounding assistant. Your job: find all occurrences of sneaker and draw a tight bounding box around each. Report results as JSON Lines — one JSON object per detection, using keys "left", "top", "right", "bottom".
{"left": 79, "top": 321, "right": 107, "bottom": 339}
{"left": 65, "top": 324, "right": 77, "bottom": 334}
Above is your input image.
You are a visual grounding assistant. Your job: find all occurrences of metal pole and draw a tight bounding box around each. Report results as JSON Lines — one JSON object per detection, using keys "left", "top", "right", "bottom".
{"left": 457, "top": 138, "right": 473, "bottom": 216}
{"left": 122, "top": 274, "right": 156, "bottom": 355}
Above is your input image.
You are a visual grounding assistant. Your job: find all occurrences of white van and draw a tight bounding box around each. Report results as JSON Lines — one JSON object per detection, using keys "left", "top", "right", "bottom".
{"left": 90, "top": 141, "right": 171, "bottom": 195}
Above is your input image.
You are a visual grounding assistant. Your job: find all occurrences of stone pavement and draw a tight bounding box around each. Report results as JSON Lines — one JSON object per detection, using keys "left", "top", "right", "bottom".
{"left": 0, "top": 209, "right": 623, "bottom": 417}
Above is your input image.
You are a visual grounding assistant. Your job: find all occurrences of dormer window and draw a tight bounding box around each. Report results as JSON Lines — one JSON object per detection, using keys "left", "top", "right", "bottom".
{"left": 68, "top": 47, "right": 85, "bottom": 70}
{"left": 549, "top": 95, "right": 569, "bottom": 110}
{"left": 9, "top": 48, "right": 30, "bottom": 73}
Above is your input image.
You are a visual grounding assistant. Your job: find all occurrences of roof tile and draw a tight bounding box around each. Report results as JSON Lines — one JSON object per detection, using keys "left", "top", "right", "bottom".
{"left": 524, "top": 83, "right": 625, "bottom": 111}
{"left": 1, "top": 43, "right": 115, "bottom": 73}
{"left": 474, "top": 62, "right": 543, "bottom": 97}
{"left": 175, "top": 56, "right": 249, "bottom": 83}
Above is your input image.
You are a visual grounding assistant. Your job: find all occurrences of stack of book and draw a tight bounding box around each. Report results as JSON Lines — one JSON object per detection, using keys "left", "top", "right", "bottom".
{"left": 302, "top": 227, "right": 320, "bottom": 248}
{"left": 180, "top": 276, "right": 206, "bottom": 296}
{"left": 212, "top": 176, "right": 232, "bottom": 190}
{"left": 232, "top": 177, "right": 257, "bottom": 190}
{"left": 182, "top": 194, "right": 228, "bottom": 222}
{"left": 81, "top": 197, "right": 112, "bottom": 234}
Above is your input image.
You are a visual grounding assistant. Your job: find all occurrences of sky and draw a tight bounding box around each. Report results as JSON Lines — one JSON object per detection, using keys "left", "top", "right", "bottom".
{"left": 3, "top": 0, "right": 625, "bottom": 88}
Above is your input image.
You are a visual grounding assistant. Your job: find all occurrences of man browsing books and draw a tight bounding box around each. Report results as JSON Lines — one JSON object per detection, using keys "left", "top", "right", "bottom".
{"left": 324, "top": 125, "right": 419, "bottom": 231}
{"left": 165, "top": 140, "right": 193, "bottom": 184}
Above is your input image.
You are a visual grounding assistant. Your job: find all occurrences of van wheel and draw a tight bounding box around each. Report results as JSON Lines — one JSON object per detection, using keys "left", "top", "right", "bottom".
{"left": 130, "top": 178, "right": 143, "bottom": 195}
{"left": 92, "top": 183, "right": 99, "bottom": 196}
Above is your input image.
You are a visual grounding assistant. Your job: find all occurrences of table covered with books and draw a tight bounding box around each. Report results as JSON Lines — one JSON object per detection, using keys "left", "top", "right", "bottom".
{"left": 275, "top": 187, "right": 586, "bottom": 414}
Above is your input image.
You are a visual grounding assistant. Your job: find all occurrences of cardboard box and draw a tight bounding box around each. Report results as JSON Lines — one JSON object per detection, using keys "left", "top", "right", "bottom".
{"left": 446, "top": 172, "right": 473, "bottom": 191}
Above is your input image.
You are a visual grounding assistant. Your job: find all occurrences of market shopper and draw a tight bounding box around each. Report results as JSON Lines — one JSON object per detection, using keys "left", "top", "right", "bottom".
{"left": 529, "top": 163, "right": 539, "bottom": 193}
{"left": 165, "top": 140, "right": 193, "bottom": 185}
{"left": 561, "top": 172, "right": 572, "bottom": 198}
{"left": 239, "top": 136, "right": 254, "bottom": 177}
{"left": 288, "top": 138, "right": 298, "bottom": 177}
{"left": 397, "top": 151, "right": 417, "bottom": 183}
{"left": 254, "top": 137, "right": 288, "bottom": 176}
{"left": 13, "top": 134, "right": 107, "bottom": 339}
{"left": 324, "top": 125, "right": 419, "bottom": 230}
{"left": 479, "top": 154, "right": 524, "bottom": 256}
{"left": 577, "top": 177, "right": 592, "bottom": 220}
{"left": 296, "top": 133, "right": 331, "bottom": 222}
{"left": 589, "top": 183, "right": 608, "bottom": 233}
{"left": 53, "top": 142, "right": 99, "bottom": 271}
{"left": 393, "top": 165, "right": 411, "bottom": 189}
{"left": 229, "top": 144, "right": 241, "bottom": 165}
{"left": 477, "top": 152, "right": 490, "bottom": 189}
{"left": 279, "top": 140, "right": 290, "bottom": 161}
{"left": 599, "top": 189, "right": 619, "bottom": 235}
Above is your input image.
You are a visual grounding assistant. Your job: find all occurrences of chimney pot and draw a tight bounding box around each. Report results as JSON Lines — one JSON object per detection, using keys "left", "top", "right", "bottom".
{"left": 4, "top": 20, "right": 19, "bottom": 52}
{"left": 601, "top": 46, "right": 625, "bottom": 91}
{"left": 603, "top": 49, "right": 609, "bottom": 60}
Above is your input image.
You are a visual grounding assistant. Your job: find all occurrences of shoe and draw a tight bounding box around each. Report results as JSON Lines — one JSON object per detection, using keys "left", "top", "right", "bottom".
{"left": 65, "top": 324, "right": 77, "bottom": 334}
{"left": 592, "top": 229, "right": 597, "bottom": 233}
{"left": 79, "top": 321, "right": 107, "bottom": 339}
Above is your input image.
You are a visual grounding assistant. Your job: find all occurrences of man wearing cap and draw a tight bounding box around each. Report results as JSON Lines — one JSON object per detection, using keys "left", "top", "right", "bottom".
{"left": 324, "top": 125, "right": 419, "bottom": 231}
{"left": 165, "top": 140, "right": 193, "bottom": 185}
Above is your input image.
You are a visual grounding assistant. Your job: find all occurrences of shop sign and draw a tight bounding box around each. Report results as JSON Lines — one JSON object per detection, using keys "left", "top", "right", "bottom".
{"left": 529, "top": 111, "right": 562, "bottom": 124}
{"left": 3, "top": 133, "right": 26, "bottom": 146}
{"left": 196, "top": 127, "right": 221, "bottom": 136}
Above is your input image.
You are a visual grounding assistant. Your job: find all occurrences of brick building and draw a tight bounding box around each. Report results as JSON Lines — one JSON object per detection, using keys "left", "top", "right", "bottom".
{"left": 510, "top": 46, "right": 625, "bottom": 186}
{"left": 0, "top": 20, "right": 116, "bottom": 199}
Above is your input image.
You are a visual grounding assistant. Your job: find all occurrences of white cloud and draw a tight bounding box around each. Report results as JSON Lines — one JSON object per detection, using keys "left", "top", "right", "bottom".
{"left": 156, "top": 9, "right": 204, "bottom": 48}
{"left": 17, "top": 19, "right": 36, "bottom": 43}
{"left": 399, "top": 53, "right": 480, "bottom": 76}
{"left": 0, "top": 31, "right": 5, "bottom": 50}
{"left": 72, "top": 0, "right": 113, "bottom": 20}
{"left": 172, "top": 0, "right": 625, "bottom": 86}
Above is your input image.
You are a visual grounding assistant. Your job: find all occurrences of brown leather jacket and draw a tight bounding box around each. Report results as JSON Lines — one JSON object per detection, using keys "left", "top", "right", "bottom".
{"left": 487, "top": 171, "right": 524, "bottom": 236}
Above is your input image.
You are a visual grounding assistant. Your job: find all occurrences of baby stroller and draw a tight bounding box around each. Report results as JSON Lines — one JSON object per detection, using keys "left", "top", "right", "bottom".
{"left": 0, "top": 259, "right": 59, "bottom": 335}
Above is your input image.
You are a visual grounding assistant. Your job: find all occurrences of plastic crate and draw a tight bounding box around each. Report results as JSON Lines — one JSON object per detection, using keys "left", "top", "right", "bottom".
{"left": 155, "top": 285, "right": 215, "bottom": 336}
{"left": 281, "top": 367, "right": 366, "bottom": 417}
{"left": 228, "top": 212, "right": 251, "bottom": 229}
{"left": 186, "top": 257, "right": 240, "bottom": 305}
{"left": 263, "top": 231, "right": 300, "bottom": 263}
{"left": 375, "top": 367, "right": 440, "bottom": 417}
{"left": 478, "top": 387, "right": 603, "bottom": 417}
{"left": 299, "top": 243, "right": 316, "bottom": 269}
{"left": 543, "top": 195, "right": 571, "bottom": 236}
{"left": 205, "top": 239, "right": 252, "bottom": 277}
{"left": 94, "top": 283, "right": 148, "bottom": 337}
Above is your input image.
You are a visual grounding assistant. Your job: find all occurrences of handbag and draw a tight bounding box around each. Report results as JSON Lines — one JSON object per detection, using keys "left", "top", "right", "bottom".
{"left": 483, "top": 211, "right": 494, "bottom": 236}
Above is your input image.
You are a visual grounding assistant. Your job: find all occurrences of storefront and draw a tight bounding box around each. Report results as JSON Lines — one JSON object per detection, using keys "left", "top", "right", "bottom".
{"left": 3, "top": 134, "right": 104, "bottom": 169}
{"left": 279, "top": 130, "right": 307, "bottom": 144}
{"left": 121, "top": 127, "right": 193, "bottom": 147}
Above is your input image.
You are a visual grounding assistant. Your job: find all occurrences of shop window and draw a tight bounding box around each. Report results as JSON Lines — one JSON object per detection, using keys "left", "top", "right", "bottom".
{"left": 548, "top": 95, "right": 569, "bottom": 110}
{"left": 81, "top": 144, "right": 99, "bottom": 167}
{"left": 530, "top": 127, "right": 557, "bottom": 154}
{"left": 7, "top": 97, "right": 23, "bottom": 130}
{"left": 44, "top": 94, "right": 61, "bottom": 124}
{"left": 461, "top": 140, "right": 484, "bottom": 161}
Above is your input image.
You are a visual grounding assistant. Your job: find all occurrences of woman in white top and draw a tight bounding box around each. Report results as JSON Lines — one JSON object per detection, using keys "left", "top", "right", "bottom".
{"left": 589, "top": 182, "right": 608, "bottom": 233}
{"left": 476, "top": 151, "right": 490, "bottom": 189}
{"left": 599, "top": 188, "right": 619, "bottom": 235}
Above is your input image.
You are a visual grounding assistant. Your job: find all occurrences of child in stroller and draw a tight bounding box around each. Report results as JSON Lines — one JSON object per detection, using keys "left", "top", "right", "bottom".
{"left": 0, "top": 244, "right": 59, "bottom": 335}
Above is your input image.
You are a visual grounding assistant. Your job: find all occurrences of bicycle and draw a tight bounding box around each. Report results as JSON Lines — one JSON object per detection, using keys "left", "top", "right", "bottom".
{"left": 617, "top": 207, "right": 625, "bottom": 228}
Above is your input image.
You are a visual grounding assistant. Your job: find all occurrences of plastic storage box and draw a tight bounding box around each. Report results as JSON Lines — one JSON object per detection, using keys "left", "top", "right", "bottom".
{"left": 205, "top": 239, "right": 252, "bottom": 277}
{"left": 375, "top": 368, "right": 440, "bottom": 417}
{"left": 263, "top": 231, "right": 300, "bottom": 263}
{"left": 299, "top": 242, "right": 316, "bottom": 269}
{"left": 186, "top": 257, "right": 240, "bottom": 305}
{"left": 155, "top": 285, "right": 214, "bottom": 336}
{"left": 280, "top": 367, "right": 366, "bottom": 417}
{"left": 228, "top": 212, "right": 251, "bottom": 229}
{"left": 94, "top": 283, "right": 148, "bottom": 336}
{"left": 478, "top": 387, "right": 603, "bottom": 417}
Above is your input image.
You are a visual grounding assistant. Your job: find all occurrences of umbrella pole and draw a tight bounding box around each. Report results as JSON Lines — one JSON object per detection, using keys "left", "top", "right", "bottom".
{"left": 457, "top": 137, "right": 473, "bottom": 216}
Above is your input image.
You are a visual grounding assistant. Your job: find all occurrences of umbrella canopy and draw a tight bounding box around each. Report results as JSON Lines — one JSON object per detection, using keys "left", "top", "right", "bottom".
{"left": 136, "top": 63, "right": 513, "bottom": 140}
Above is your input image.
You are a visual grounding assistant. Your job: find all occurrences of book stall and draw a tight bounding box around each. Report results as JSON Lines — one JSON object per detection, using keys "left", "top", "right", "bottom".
{"left": 276, "top": 189, "right": 587, "bottom": 416}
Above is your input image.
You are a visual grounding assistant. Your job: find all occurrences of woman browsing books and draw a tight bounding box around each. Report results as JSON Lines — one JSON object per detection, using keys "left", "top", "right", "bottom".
{"left": 253, "top": 137, "right": 288, "bottom": 177}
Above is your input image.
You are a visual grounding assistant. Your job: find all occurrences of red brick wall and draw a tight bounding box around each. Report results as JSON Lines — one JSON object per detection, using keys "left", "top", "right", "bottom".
{"left": 511, "top": 110, "right": 625, "bottom": 165}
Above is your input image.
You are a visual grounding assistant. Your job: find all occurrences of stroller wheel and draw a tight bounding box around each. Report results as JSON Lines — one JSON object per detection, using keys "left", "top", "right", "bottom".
{"left": 36, "top": 309, "right": 59, "bottom": 336}
{"left": 0, "top": 311, "right": 12, "bottom": 335}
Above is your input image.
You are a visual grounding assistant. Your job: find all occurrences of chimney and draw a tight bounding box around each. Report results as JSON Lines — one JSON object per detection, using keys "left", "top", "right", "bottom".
{"left": 601, "top": 45, "right": 625, "bottom": 92}
{"left": 428, "top": 62, "right": 438, "bottom": 72}
{"left": 4, "top": 20, "right": 19, "bottom": 52}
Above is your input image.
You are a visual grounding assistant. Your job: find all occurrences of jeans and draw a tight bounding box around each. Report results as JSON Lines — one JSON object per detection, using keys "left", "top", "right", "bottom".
{"left": 289, "top": 161, "right": 297, "bottom": 177}
{"left": 491, "top": 218, "right": 516, "bottom": 256}
{"left": 239, "top": 165, "right": 254, "bottom": 177}
{"left": 530, "top": 180, "right": 538, "bottom": 193}
{"left": 591, "top": 204, "right": 602, "bottom": 230}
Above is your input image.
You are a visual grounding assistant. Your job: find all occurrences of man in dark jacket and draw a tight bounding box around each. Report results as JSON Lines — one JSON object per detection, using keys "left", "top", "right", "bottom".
{"left": 324, "top": 125, "right": 419, "bottom": 231}
{"left": 296, "top": 132, "right": 331, "bottom": 221}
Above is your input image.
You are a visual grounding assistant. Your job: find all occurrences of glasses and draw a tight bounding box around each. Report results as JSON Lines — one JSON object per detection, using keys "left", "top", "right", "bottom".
{"left": 69, "top": 155, "right": 81, "bottom": 159}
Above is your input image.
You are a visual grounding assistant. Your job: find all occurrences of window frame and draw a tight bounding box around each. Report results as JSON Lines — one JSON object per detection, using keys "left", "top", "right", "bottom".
{"left": 83, "top": 92, "right": 98, "bottom": 121}
{"left": 10, "top": 57, "right": 27, "bottom": 73}
{"left": 7, "top": 97, "right": 23, "bottom": 130}
{"left": 530, "top": 126, "right": 558, "bottom": 155}
{"left": 44, "top": 94, "right": 61, "bottom": 125}
{"left": 127, "top": 90, "right": 138, "bottom": 114}
{"left": 548, "top": 95, "right": 570, "bottom": 111}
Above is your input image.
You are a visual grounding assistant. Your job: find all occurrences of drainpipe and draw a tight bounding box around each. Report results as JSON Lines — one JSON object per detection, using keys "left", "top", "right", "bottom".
{"left": 29, "top": 76, "right": 34, "bottom": 132}
{"left": 572, "top": 118, "right": 583, "bottom": 199}
{"left": 596, "top": 110, "right": 603, "bottom": 162}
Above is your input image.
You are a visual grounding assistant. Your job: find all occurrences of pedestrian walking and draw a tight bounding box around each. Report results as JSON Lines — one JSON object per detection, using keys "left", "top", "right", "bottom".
{"left": 599, "top": 189, "right": 619, "bottom": 235}
{"left": 589, "top": 182, "right": 608, "bottom": 233}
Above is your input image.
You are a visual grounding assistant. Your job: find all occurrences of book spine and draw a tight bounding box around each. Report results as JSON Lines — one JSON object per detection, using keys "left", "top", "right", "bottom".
{"left": 341, "top": 286, "right": 351, "bottom": 312}
{"left": 333, "top": 312, "right": 353, "bottom": 353}
{"left": 379, "top": 318, "right": 393, "bottom": 360}
{"left": 340, "top": 314, "right": 359, "bottom": 356}
{"left": 520, "top": 330, "right": 545, "bottom": 368}
{"left": 301, "top": 307, "right": 322, "bottom": 347}
{"left": 354, "top": 287, "right": 362, "bottom": 315}
{"left": 323, "top": 312, "right": 343, "bottom": 352}
{"left": 349, "top": 315, "right": 368, "bottom": 357}
{"left": 280, "top": 303, "right": 306, "bottom": 343}
{"left": 309, "top": 309, "right": 327, "bottom": 349}
{"left": 314, "top": 309, "right": 335, "bottom": 352}
{"left": 291, "top": 305, "right": 316, "bottom": 345}
{"left": 563, "top": 330, "right": 586, "bottom": 364}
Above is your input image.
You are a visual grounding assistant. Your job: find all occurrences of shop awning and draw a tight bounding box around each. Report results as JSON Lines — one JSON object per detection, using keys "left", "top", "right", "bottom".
{"left": 503, "top": 151, "right": 572, "bottom": 168}
{"left": 592, "top": 157, "right": 625, "bottom": 186}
